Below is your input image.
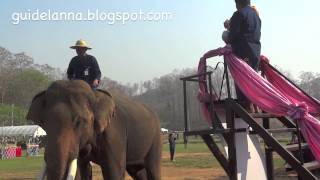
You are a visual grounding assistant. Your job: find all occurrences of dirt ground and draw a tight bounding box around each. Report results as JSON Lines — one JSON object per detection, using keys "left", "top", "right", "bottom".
{"left": 0, "top": 151, "right": 297, "bottom": 180}
{"left": 90, "top": 152, "right": 298, "bottom": 180}
{"left": 92, "top": 152, "right": 227, "bottom": 180}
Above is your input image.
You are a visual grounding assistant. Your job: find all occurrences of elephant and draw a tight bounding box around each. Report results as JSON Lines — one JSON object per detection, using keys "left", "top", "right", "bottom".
{"left": 26, "top": 80, "right": 162, "bottom": 180}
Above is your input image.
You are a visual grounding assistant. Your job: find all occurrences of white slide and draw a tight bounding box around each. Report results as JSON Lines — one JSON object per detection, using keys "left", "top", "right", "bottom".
{"left": 234, "top": 118, "right": 267, "bottom": 180}
{"left": 215, "top": 110, "right": 267, "bottom": 180}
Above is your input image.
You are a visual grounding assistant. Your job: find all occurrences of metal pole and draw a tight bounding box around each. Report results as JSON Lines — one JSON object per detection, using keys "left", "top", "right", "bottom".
{"left": 226, "top": 100, "right": 237, "bottom": 180}
{"left": 183, "top": 80, "right": 189, "bottom": 148}
{"left": 224, "top": 57, "right": 232, "bottom": 99}
{"left": 11, "top": 104, "right": 14, "bottom": 126}
{"left": 295, "top": 119, "right": 304, "bottom": 164}
{"left": 218, "top": 71, "right": 226, "bottom": 100}
{"left": 208, "top": 72, "right": 215, "bottom": 128}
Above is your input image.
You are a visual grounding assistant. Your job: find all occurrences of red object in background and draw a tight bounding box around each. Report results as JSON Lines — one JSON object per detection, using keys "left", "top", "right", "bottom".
{"left": 16, "top": 147, "right": 22, "bottom": 157}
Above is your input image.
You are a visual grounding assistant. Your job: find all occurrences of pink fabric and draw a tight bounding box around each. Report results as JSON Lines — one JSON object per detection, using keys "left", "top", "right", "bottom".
{"left": 260, "top": 56, "right": 320, "bottom": 115}
{"left": 198, "top": 57, "right": 218, "bottom": 126}
{"left": 198, "top": 45, "right": 320, "bottom": 162}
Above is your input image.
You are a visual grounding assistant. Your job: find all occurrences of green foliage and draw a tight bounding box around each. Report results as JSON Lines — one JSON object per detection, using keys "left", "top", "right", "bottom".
{"left": 0, "top": 47, "right": 59, "bottom": 110}
{"left": 299, "top": 72, "right": 320, "bottom": 99}
{"left": 0, "top": 156, "right": 43, "bottom": 173}
{"left": 134, "top": 69, "right": 210, "bottom": 131}
{"left": 0, "top": 68, "right": 51, "bottom": 125}
{"left": 163, "top": 142, "right": 211, "bottom": 153}
{"left": 5, "top": 68, "right": 52, "bottom": 107}
{"left": 163, "top": 154, "right": 218, "bottom": 169}
{"left": 0, "top": 104, "right": 28, "bottom": 126}
{"left": 162, "top": 143, "right": 218, "bottom": 168}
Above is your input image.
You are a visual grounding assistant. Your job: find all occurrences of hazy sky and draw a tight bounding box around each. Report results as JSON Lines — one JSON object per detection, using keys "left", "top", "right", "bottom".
{"left": 1, "top": 0, "right": 320, "bottom": 83}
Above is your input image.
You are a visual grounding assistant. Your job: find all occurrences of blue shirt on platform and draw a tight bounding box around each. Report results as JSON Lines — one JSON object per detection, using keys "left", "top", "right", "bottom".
{"left": 228, "top": 5, "right": 261, "bottom": 71}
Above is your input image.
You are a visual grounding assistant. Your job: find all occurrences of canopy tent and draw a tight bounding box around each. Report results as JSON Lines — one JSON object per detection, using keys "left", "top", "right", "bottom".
{"left": 0, "top": 125, "right": 46, "bottom": 138}
{"left": 161, "top": 128, "right": 169, "bottom": 133}
{"left": 0, "top": 125, "right": 45, "bottom": 159}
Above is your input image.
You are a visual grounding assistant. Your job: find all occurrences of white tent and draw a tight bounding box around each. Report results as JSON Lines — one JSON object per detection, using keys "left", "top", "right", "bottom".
{"left": 161, "top": 128, "right": 169, "bottom": 133}
{"left": 0, "top": 125, "right": 46, "bottom": 138}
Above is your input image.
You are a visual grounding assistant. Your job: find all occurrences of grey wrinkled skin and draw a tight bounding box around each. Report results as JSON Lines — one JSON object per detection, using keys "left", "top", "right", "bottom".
{"left": 27, "top": 80, "right": 162, "bottom": 180}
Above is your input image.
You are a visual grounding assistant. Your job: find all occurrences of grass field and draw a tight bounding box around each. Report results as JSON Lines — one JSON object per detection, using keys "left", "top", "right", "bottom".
{"left": 0, "top": 142, "right": 297, "bottom": 180}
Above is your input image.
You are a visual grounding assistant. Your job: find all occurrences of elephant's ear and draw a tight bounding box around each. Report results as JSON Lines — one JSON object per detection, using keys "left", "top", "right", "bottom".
{"left": 94, "top": 89, "right": 115, "bottom": 134}
{"left": 26, "top": 91, "right": 46, "bottom": 126}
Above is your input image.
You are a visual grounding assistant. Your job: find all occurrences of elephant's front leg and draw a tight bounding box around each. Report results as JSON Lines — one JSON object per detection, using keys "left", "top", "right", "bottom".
{"left": 75, "top": 157, "right": 92, "bottom": 180}
{"left": 100, "top": 159, "right": 126, "bottom": 180}
{"left": 78, "top": 161, "right": 92, "bottom": 180}
{"left": 97, "top": 117, "right": 127, "bottom": 180}
{"left": 77, "top": 145, "right": 93, "bottom": 180}
{"left": 99, "top": 146, "right": 126, "bottom": 180}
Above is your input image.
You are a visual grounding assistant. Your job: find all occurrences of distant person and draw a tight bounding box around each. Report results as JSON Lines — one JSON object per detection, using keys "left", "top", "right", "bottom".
{"left": 168, "top": 132, "right": 177, "bottom": 161}
{"left": 222, "top": 0, "right": 261, "bottom": 111}
{"left": 67, "top": 39, "right": 101, "bottom": 89}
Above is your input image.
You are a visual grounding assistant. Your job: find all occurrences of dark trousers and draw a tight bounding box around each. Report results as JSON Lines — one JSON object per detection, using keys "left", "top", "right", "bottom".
{"left": 169, "top": 144, "right": 175, "bottom": 161}
{"left": 80, "top": 161, "right": 92, "bottom": 180}
{"left": 235, "top": 86, "right": 250, "bottom": 107}
{"left": 235, "top": 57, "right": 260, "bottom": 111}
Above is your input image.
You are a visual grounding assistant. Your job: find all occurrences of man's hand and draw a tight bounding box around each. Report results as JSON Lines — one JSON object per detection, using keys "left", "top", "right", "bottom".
{"left": 222, "top": 31, "right": 230, "bottom": 44}
{"left": 243, "top": 58, "right": 249, "bottom": 63}
{"left": 93, "top": 79, "right": 99, "bottom": 86}
{"left": 224, "top": 19, "right": 230, "bottom": 30}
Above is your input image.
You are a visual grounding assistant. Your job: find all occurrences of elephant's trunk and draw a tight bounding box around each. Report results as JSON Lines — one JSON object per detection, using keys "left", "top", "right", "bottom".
{"left": 38, "top": 159, "right": 78, "bottom": 180}
{"left": 45, "top": 130, "right": 79, "bottom": 180}
{"left": 45, "top": 148, "right": 68, "bottom": 180}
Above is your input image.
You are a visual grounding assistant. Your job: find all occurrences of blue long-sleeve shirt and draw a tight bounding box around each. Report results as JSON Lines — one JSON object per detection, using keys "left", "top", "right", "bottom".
{"left": 67, "top": 54, "right": 101, "bottom": 86}
{"left": 228, "top": 5, "right": 261, "bottom": 70}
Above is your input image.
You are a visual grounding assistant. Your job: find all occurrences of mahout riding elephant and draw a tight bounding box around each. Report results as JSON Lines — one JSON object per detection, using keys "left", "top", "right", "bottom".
{"left": 27, "top": 80, "right": 162, "bottom": 180}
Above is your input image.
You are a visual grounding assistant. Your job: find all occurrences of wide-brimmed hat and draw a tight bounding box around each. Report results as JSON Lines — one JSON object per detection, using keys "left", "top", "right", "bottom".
{"left": 70, "top": 39, "right": 92, "bottom": 49}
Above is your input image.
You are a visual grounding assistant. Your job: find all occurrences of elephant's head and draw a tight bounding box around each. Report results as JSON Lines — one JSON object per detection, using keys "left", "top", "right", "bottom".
{"left": 26, "top": 80, "right": 115, "bottom": 180}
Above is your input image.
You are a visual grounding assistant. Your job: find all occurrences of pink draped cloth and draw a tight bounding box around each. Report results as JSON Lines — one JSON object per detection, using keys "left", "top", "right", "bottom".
{"left": 198, "top": 45, "right": 320, "bottom": 162}
{"left": 197, "top": 56, "right": 218, "bottom": 126}
{"left": 260, "top": 56, "right": 320, "bottom": 115}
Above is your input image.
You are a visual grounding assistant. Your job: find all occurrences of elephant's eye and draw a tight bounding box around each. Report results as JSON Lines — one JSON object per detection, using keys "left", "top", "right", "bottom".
{"left": 75, "top": 120, "right": 81, "bottom": 128}
{"left": 73, "top": 116, "right": 82, "bottom": 129}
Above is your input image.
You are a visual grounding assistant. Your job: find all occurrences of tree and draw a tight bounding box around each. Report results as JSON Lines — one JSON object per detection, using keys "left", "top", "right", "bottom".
{"left": 299, "top": 72, "right": 320, "bottom": 99}
{"left": 0, "top": 47, "right": 58, "bottom": 106}
{"left": 6, "top": 69, "right": 52, "bottom": 107}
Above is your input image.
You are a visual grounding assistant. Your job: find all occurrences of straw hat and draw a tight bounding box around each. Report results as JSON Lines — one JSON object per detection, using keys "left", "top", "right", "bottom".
{"left": 70, "top": 39, "right": 92, "bottom": 49}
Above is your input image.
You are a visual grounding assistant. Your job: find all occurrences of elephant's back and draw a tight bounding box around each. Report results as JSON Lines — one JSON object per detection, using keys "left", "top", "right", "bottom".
{"left": 110, "top": 91, "right": 161, "bottom": 162}
{"left": 110, "top": 90, "right": 159, "bottom": 127}
{"left": 113, "top": 93, "right": 160, "bottom": 135}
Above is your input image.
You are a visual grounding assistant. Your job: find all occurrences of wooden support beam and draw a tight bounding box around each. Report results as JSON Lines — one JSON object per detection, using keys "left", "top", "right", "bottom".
{"left": 277, "top": 116, "right": 296, "bottom": 128}
{"left": 180, "top": 71, "right": 213, "bottom": 81}
{"left": 263, "top": 115, "right": 274, "bottom": 180}
{"left": 225, "top": 99, "right": 237, "bottom": 180}
{"left": 229, "top": 100, "right": 317, "bottom": 180}
{"left": 201, "top": 134, "right": 230, "bottom": 175}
